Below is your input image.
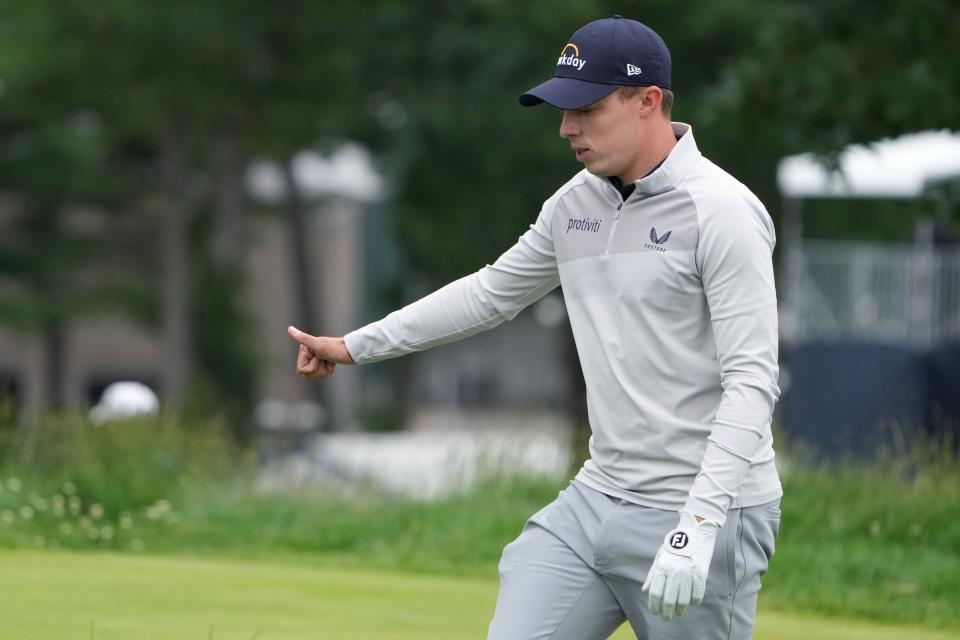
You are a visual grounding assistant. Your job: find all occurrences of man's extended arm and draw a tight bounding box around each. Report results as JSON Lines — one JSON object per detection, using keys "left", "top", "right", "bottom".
{"left": 289, "top": 193, "right": 562, "bottom": 371}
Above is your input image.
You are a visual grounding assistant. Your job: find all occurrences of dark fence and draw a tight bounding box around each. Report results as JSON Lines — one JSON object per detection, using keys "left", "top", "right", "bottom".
{"left": 781, "top": 341, "right": 960, "bottom": 457}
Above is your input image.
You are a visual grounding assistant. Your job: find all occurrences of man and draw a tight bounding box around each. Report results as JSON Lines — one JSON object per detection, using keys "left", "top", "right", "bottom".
{"left": 288, "top": 15, "right": 781, "bottom": 640}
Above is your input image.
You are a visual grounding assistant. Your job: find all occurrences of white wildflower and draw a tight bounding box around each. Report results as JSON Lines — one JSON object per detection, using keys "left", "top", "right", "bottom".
{"left": 145, "top": 499, "right": 172, "bottom": 521}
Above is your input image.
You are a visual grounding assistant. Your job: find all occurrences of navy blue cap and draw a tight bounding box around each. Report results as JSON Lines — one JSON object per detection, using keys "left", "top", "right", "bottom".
{"left": 520, "top": 16, "right": 672, "bottom": 109}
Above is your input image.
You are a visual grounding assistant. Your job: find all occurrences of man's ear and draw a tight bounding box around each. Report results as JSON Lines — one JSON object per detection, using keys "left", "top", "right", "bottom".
{"left": 639, "top": 87, "right": 663, "bottom": 116}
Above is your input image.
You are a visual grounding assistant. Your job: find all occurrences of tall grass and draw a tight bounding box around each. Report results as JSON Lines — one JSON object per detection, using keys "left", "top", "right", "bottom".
{"left": 767, "top": 429, "right": 960, "bottom": 627}
{"left": 0, "top": 414, "right": 247, "bottom": 551}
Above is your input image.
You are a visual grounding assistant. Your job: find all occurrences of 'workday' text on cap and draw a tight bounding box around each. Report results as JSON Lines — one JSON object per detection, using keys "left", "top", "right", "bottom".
{"left": 520, "top": 16, "right": 672, "bottom": 110}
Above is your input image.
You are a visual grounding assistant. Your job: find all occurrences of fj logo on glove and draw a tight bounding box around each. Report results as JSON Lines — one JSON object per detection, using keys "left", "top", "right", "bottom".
{"left": 669, "top": 532, "right": 688, "bottom": 549}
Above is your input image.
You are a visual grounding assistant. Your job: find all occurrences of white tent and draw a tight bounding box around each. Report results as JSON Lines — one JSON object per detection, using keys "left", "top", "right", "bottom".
{"left": 777, "top": 130, "right": 960, "bottom": 200}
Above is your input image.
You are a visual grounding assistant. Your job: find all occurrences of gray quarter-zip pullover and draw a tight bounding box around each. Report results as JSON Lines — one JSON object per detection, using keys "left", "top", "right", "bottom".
{"left": 344, "top": 123, "right": 782, "bottom": 525}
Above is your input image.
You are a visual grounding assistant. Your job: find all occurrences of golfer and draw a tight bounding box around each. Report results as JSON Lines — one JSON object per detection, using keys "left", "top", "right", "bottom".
{"left": 289, "top": 16, "right": 781, "bottom": 640}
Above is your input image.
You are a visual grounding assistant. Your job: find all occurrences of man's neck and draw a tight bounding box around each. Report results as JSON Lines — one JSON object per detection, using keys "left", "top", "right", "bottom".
{"left": 618, "top": 122, "right": 678, "bottom": 183}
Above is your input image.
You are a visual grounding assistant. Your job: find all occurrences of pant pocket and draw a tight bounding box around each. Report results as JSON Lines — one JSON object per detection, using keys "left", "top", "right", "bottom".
{"left": 716, "top": 510, "right": 741, "bottom": 597}
{"left": 740, "top": 503, "right": 780, "bottom": 591}
{"left": 759, "top": 501, "right": 781, "bottom": 558}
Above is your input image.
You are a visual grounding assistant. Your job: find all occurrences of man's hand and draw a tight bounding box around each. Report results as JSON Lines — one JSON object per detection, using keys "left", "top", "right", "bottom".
{"left": 641, "top": 511, "right": 719, "bottom": 622}
{"left": 287, "top": 325, "right": 354, "bottom": 379}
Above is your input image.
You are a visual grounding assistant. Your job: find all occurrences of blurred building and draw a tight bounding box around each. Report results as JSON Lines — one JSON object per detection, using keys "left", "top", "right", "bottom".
{"left": 778, "top": 130, "right": 960, "bottom": 454}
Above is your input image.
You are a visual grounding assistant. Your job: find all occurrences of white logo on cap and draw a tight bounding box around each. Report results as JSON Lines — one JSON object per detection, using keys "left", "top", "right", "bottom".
{"left": 558, "top": 43, "right": 587, "bottom": 71}
{"left": 627, "top": 64, "right": 642, "bottom": 76}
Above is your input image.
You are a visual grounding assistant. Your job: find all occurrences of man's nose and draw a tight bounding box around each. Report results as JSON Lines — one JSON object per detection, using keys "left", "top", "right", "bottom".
{"left": 559, "top": 111, "right": 578, "bottom": 139}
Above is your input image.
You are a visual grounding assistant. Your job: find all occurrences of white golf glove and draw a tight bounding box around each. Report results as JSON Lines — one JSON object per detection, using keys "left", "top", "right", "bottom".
{"left": 641, "top": 510, "right": 719, "bottom": 622}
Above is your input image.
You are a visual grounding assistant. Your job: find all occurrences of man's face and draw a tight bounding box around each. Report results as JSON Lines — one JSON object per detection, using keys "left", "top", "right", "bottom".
{"left": 559, "top": 90, "right": 649, "bottom": 181}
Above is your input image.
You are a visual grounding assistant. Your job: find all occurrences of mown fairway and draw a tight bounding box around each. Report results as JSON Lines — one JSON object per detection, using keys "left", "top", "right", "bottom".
{"left": 2, "top": 550, "right": 957, "bottom": 640}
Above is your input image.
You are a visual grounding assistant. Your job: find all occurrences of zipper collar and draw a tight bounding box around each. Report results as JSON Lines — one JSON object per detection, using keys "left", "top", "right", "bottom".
{"left": 634, "top": 122, "right": 700, "bottom": 197}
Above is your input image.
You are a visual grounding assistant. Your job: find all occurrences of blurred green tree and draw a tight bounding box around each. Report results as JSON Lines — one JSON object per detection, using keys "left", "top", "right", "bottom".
{"left": 0, "top": 3, "right": 149, "bottom": 418}
{"left": 709, "top": 0, "right": 959, "bottom": 153}
{"left": 0, "top": 0, "right": 398, "bottom": 434}
{"left": 700, "top": 0, "right": 960, "bottom": 221}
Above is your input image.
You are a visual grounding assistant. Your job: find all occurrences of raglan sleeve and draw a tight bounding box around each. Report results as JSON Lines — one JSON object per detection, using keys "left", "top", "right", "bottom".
{"left": 684, "top": 188, "right": 781, "bottom": 526}
{"left": 343, "top": 194, "right": 562, "bottom": 364}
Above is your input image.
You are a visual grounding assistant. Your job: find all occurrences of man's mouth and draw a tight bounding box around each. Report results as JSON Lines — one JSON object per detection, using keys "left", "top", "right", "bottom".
{"left": 574, "top": 147, "right": 591, "bottom": 162}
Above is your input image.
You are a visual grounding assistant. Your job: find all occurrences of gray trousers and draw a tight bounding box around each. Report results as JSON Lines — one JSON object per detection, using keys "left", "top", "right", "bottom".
{"left": 488, "top": 481, "right": 780, "bottom": 640}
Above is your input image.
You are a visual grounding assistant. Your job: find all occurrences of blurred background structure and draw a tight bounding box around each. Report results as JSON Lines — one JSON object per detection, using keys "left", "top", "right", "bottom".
{"left": 780, "top": 131, "right": 960, "bottom": 455}
{"left": 0, "top": 1, "right": 957, "bottom": 486}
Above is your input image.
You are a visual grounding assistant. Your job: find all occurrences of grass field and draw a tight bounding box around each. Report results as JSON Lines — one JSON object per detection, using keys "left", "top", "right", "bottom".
{"left": 2, "top": 549, "right": 958, "bottom": 640}
{"left": 2, "top": 417, "right": 958, "bottom": 635}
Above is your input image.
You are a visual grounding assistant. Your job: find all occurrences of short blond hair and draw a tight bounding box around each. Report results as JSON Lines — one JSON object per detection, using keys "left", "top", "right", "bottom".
{"left": 617, "top": 85, "right": 673, "bottom": 116}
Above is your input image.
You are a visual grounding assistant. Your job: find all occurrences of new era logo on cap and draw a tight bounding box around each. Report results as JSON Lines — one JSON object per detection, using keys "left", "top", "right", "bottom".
{"left": 627, "top": 63, "right": 642, "bottom": 76}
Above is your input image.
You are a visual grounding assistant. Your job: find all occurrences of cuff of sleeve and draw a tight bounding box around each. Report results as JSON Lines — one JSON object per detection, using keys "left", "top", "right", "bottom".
{"left": 343, "top": 331, "right": 365, "bottom": 365}
{"left": 681, "top": 497, "right": 725, "bottom": 528}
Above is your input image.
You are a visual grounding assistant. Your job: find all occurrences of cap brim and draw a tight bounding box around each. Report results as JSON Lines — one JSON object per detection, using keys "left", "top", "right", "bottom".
{"left": 519, "top": 77, "right": 619, "bottom": 109}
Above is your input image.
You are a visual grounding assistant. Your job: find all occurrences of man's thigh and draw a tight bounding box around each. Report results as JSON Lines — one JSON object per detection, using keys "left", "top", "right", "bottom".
{"left": 488, "top": 520, "right": 625, "bottom": 640}
{"left": 601, "top": 501, "right": 781, "bottom": 640}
